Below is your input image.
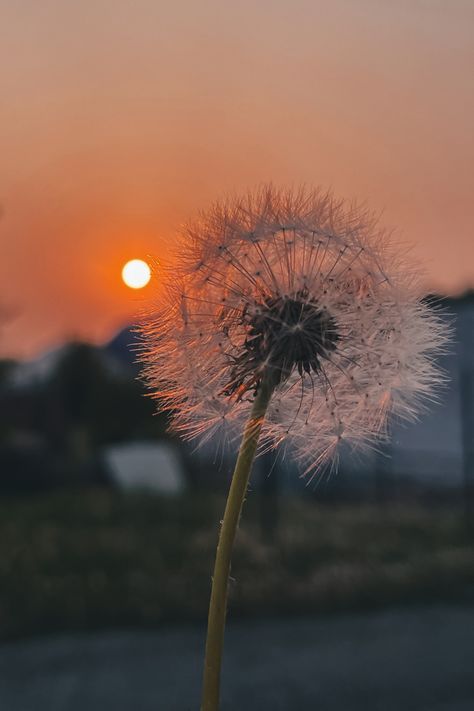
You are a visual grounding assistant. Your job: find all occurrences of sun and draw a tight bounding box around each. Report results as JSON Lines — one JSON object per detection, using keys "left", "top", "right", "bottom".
{"left": 122, "top": 259, "right": 151, "bottom": 289}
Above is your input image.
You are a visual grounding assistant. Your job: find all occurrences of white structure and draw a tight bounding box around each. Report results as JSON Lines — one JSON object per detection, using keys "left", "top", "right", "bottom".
{"left": 104, "top": 441, "right": 186, "bottom": 494}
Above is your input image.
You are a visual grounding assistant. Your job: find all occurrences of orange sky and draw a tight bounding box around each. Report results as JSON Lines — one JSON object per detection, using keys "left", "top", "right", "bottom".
{"left": 1, "top": 0, "right": 473, "bottom": 358}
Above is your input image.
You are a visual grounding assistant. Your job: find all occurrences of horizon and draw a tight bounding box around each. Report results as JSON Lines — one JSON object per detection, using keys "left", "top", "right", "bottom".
{"left": 6, "top": 287, "right": 472, "bottom": 365}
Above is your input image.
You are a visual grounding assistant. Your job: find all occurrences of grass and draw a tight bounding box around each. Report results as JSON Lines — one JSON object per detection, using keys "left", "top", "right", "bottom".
{"left": 0, "top": 488, "right": 473, "bottom": 640}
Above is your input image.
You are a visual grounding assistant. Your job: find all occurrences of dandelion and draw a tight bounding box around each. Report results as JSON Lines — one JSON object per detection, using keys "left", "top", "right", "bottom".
{"left": 138, "top": 185, "right": 449, "bottom": 711}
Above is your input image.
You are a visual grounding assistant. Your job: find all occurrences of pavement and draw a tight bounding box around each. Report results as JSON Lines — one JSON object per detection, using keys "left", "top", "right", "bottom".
{"left": 1, "top": 605, "right": 474, "bottom": 710}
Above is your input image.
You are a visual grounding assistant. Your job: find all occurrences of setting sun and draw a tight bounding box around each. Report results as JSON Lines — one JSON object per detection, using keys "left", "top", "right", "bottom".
{"left": 122, "top": 259, "right": 151, "bottom": 289}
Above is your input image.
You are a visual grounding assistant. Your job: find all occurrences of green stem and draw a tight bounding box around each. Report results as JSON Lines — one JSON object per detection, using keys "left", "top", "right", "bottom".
{"left": 200, "top": 379, "right": 274, "bottom": 711}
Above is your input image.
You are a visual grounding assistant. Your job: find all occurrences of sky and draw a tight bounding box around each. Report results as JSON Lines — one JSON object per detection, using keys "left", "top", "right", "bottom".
{"left": 1, "top": 0, "right": 473, "bottom": 359}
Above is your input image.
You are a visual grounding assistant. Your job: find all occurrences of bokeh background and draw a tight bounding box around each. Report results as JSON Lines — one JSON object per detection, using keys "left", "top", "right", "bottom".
{"left": 1, "top": 2, "right": 473, "bottom": 709}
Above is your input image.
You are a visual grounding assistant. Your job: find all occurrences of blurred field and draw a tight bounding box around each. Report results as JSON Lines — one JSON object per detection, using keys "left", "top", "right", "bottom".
{"left": 0, "top": 489, "right": 473, "bottom": 641}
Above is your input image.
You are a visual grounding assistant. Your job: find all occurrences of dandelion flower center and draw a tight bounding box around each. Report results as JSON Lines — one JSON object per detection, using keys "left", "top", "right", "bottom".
{"left": 225, "top": 290, "right": 340, "bottom": 396}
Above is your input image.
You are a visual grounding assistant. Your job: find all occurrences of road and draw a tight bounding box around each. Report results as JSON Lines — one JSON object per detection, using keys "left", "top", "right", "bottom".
{"left": 1, "top": 605, "right": 473, "bottom": 710}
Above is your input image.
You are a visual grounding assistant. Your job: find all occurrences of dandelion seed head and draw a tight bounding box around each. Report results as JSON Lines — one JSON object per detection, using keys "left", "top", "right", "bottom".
{"left": 139, "top": 185, "right": 450, "bottom": 473}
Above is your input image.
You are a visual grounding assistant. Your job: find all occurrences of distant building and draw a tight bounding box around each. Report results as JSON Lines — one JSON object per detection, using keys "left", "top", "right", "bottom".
{"left": 386, "top": 293, "right": 473, "bottom": 487}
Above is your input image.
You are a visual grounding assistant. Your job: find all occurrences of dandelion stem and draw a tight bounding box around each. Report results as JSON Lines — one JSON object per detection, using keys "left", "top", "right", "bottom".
{"left": 201, "top": 378, "right": 274, "bottom": 711}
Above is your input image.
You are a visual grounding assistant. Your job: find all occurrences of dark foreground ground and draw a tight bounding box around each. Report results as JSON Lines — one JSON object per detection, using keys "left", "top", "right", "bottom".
{"left": 1, "top": 604, "right": 473, "bottom": 711}
{"left": 2, "top": 491, "right": 474, "bottom": 641}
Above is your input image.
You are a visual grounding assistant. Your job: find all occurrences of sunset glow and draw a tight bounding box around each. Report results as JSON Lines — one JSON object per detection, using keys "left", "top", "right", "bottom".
{"left": 122, "top": 259, "right": 151, "bottom": 290}
{"left": 1, "top": 1, "right": 473, "bottom": 358}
